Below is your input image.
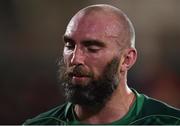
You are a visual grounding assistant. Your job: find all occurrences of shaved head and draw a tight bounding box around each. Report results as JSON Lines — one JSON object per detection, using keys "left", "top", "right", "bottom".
{"left": 61, "top": 4, "right": 137, "bottom": 107}
{"left": 66, "top": 4, "right": 135, "bottom": 49}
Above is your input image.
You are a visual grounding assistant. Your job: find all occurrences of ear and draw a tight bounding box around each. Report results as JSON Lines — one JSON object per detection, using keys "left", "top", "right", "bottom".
{"left": 120, "top": 48, "right": 137, "bottom": 72}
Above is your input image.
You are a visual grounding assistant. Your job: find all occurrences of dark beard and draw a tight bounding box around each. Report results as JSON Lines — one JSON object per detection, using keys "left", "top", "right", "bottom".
{"left": 58, "top": 57, "right": 120, "bottom": 107}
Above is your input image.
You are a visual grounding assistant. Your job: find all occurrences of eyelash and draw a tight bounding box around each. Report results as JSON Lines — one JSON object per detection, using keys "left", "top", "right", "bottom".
{"left": 64, "top": 42, "right": 101, "bottom": 53}
{"left": 87, "top": 47, "right": 100, "bottom": 52}
{"left": 65, "top": 42, "right": 75, "bottom": 49}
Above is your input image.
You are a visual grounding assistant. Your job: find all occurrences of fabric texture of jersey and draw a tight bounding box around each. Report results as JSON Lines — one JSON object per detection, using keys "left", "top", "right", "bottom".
{"left": 23, "top": 89, "right": 180, "bottom": 125}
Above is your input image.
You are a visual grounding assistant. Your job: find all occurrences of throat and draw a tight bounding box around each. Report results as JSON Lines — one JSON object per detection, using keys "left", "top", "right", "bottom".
{"left": 74, "top": 104, "right": 102, "bottom": 122}
{"left": 74, "top": 90, "right": 136, "bottom": 124}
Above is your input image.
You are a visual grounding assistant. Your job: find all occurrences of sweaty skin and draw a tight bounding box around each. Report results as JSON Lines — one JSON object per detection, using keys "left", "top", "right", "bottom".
{"left": 63, "top": 4, "right": 137, "bottom": 124}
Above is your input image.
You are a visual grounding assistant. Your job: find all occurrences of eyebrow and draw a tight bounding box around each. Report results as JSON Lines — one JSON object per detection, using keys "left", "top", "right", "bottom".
{"left": 82, "top": 39, "right": 106, "bottom": 47}
{"left": 63, "top": 35, "right": 75, "bottom": 43}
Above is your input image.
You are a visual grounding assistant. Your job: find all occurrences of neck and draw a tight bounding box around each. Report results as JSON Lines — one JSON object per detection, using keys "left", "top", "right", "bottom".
{"left": 74, "top": 81, "right": 135, "bottom": 124}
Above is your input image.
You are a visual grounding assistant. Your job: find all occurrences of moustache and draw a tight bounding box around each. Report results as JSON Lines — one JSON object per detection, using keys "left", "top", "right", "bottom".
{"left": 65, "top": 65, "right": 93, "bottom": 78}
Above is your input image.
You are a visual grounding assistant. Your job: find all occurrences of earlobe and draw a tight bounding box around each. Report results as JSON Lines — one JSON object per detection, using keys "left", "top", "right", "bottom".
{"left": 120, "top": 48, "right": 137, "bottom": 72}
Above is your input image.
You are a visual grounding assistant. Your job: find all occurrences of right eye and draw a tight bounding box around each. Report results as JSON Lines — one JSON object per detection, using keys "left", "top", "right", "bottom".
{"left": 64, "top": 42, "right": 75, "bottom": 50}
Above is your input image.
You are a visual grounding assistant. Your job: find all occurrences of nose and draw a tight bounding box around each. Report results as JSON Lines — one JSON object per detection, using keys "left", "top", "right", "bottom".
{"left": 70, "top": 47, "right": 85, "bottom": 65}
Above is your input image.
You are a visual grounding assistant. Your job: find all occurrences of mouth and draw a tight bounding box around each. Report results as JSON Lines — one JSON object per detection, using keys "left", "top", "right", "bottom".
{"left": 72, "top": 76, "right": 88, "bottom": 79}
{"left": 72, "top": 75, "right": 90, "bottom": 81}
{"left": 69, "top": 73, "right": 90, "bottom": 78}
{"left": 68, "top": 73, "right": 90, "bottom": 84}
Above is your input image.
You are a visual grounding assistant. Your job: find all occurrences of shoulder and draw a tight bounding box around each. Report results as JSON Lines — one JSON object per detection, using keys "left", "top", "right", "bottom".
{"left": 133, "top": 94, "right": 180, "bottom": 124}
{"left": 142, "top": 95, "right": 180, "bottom": 116}
{"left": 23, "top": 102, "right": 73, "bottom": 125}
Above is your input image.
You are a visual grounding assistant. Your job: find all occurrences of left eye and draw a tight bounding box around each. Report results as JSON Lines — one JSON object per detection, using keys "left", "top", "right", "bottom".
{"left": 87, "top": 47, "right": 100, "bottom": 52}
{"left": 65, "top": 42, "right": 75, "bottom": 50}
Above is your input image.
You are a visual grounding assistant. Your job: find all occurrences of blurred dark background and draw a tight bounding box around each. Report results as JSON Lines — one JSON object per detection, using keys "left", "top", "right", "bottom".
{"left": 0, "top": 0, "right": 180, "bottom": 124}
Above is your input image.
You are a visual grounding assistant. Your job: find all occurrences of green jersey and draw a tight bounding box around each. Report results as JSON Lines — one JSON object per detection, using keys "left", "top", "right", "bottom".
{"left": 23, "top": 90, "right": 180, "bottom": 125}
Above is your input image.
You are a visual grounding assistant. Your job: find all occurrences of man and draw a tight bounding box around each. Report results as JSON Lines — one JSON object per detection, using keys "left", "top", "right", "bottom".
{"left": 23, "top": 4, "right": 180, "bottom": 125}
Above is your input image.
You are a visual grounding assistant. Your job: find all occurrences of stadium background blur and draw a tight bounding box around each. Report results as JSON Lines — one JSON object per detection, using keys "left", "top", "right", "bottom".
{"left": 0, "top": 0, "right": 180, "bottom": 124}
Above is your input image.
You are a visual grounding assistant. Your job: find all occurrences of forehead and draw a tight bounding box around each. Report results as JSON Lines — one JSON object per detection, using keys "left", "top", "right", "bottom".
{"left": 65, "top": 11, "right": 121, "bottom": 42}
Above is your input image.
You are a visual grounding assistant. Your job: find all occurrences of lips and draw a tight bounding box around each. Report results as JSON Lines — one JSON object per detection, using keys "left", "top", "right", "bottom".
{"left": 73, "top": 76, "right": 88, "bottom": 79}
{"left": 72, "top": 74, "right": 89, "bottom": 80}
{"left": 73, "top": 74, "right": 86, "bottom": 77}
{"left": 69, "top": 73, "right": 90, "bottom": 84}
{"left": 69, "top": 73, "right": 89, "bottom": 78}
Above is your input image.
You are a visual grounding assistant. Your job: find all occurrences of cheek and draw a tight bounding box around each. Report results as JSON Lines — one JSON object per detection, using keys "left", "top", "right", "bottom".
{"left": 63, "top": 51, "right": 72, "bottom": 66}
{"left": 85, "top": 48, "right": 120, "bottom": 78}
{"left": 85, "top": 54, "right": 110, "bottom": 78}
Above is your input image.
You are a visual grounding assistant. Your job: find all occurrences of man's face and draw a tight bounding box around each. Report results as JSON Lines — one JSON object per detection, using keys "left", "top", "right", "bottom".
{"left": 59, "top": 12, "right": 122, "bottom": 106}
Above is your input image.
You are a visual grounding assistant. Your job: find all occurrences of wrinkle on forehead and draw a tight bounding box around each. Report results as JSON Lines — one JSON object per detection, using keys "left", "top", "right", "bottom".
{"left": 65, "top": 6, "right": 132, "bottom": 48}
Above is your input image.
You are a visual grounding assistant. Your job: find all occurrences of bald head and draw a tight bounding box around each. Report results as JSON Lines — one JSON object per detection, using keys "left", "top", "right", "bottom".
{"left": 62, "top": 5, "right": 137, "bottom": 106}
{"left": 65, "top": 4, "right": 135, "bottom": 49}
